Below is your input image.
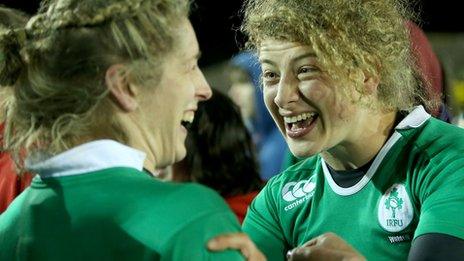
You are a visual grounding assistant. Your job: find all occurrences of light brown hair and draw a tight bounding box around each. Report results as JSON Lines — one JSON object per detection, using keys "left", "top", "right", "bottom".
{"left": 0, "top": 0, "right": 189, "bottom": 166}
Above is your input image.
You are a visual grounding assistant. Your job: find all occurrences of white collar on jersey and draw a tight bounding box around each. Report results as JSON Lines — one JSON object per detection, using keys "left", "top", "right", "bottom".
{"left": 395, "top": 105, "right": 431, "bottom": 130}
{"left": 322, "top": 105, "right": 431, "bottom": 196}
{"left": 25, "top": 140, "right": 146, "bottom": 179}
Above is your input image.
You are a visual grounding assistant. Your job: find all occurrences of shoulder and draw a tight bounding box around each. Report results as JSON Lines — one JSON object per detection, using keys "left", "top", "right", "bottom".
{"left": 119, "top": 173, "right": 232, "bottom": 212}
{"left": 399, "top": 119, "right": 464, "bottom": 204}
{"left": 76, "top": 168, "right": 233, "bottom": 220}
{"left": 412, "top": 118, "right": 464, "bottom": 148}
{"left": 111, "top": 175, "right": 241, "bottom": 245}
{"left": 166, "top": 182, "right": 232, "bottom": 211}
{"left": 403, "top": 118, "right": 464, "bottom": 164}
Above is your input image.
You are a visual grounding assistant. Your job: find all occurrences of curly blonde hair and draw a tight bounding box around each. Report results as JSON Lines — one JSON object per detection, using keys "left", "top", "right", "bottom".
{"left": 0, "top": 0, "right": 189, "bottom": 166}
{"left": 241, "top": 0, "right": 431, "bottom": 111}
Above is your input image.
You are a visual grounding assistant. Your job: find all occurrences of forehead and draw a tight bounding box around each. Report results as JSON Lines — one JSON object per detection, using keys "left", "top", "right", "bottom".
{"left": 173, "top": 19, "right": 199, "bottom": 59}
{"left": 259, "top": 39, "right": 316, "bottom": 64}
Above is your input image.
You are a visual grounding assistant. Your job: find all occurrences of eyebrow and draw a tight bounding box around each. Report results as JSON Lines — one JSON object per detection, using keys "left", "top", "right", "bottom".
{"left": 260, "top": 53, "right": 316, "bottom": 66}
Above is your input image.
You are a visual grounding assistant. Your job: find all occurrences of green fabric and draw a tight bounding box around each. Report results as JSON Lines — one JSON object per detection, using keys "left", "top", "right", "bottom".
{"left": 243, "top": 118, "right": 464, "bottom": 261}
{"left": 280, "top": 148, "right": 305, "bottom": 171}
{"left": 0, "top": 167, "right": 244, "bottom": 261}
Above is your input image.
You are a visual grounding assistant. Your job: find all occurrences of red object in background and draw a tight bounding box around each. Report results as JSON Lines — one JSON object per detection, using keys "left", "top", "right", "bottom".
{"left": 407, "top": 21, "right": 443, "bottom": 116}
{"left": 0, "top": 123, "right": 33, "bottom": 213}
{"left": 225, "top": 191, "right": 259, "bottom": 224}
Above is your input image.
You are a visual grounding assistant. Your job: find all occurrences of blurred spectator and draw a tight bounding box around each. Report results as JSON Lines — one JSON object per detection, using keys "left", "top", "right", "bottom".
{"left": 228, "top": 51, "right": 287, "bottom": 180}
{"left": 171, "top": 89, "right": 263, "bottom": 223}
{"left": 452, "top": 79, "right": 464, "bottom": 128}
{"left": 0, "top": 6, "right": 33, "bottom": 213}
{"left": 407, "top": 20, "right": 452, "bottom": 122}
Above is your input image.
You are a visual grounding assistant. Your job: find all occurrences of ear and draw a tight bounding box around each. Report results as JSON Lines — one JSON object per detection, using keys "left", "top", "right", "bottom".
{"left": 362, "top": 71, "right": 380, "bottom": 95}
{"left": 105, "top": 64, "right": 139, "bottom": 112}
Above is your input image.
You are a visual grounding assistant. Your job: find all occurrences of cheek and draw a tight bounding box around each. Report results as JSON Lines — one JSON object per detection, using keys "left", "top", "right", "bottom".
{"left": 299, "top": 81, "right": 332, "bottom": 105}
{"left": 301, "top": 83, "right": 327, "bottom": 101}
{"left": 303, "top": 83, "right": 353, "bottom": 125}
{"left": 331, "top": 92, "right": 357, "bottom": 123}
{"left": 263, "top": 88, "right": 277, "bottom": 113}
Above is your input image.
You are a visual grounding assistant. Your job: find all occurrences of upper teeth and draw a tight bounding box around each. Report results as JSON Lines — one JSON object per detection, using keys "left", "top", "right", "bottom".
{"left": 182, "top": 113, "right": 194, "bottom": 123}
{"left": 284, "top": 112, "right": 317, "bottom": 124}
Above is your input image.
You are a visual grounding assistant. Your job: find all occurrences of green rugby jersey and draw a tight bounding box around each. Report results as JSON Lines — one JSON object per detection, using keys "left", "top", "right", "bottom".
{"left": 0, "top": 140, "right": 244, "bottom": 261}
{"left": 243, "top": 106, "right": 464, "bottom": 260}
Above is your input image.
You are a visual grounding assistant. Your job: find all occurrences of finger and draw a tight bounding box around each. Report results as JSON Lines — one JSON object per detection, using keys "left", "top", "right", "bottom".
{"left": 248, "top": 249, "right": 267, "bottom": 261}
{"left": 289, "top": 246, "right": 365, "bottom": 261}
{"left": 207, "top": 233, "right": 266, "bottom": 261}
{"left": 301, "top": 237, "right": 318, "bottom": 248}
{"left": 207, "top": 233, "right": 250, "bottom": 251}
{"left": 287, "top": 247, "right": 312, "bottom": 261}
{"left": 317, "top": 233, "right": 358, "bottom": 252}
{"left": 287, "top": 235, "right": 318, "bottom": 259}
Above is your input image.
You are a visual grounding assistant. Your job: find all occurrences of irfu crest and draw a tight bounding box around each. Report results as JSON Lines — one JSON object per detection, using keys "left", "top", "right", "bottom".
{"left": 378, "top": 184, "right": 413, "bottom": 232}
{"left": 384, "top": 188, "right": 404, "bottom": 218}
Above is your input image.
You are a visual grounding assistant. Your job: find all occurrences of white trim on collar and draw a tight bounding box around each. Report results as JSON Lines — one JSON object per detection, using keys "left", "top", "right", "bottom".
{"left": 26, "top": 140, "right": 146, "bottom": 179}
{"left": 323, "top": 105, "right": 430, "bottom": 196}
{"left": 396, "top": 105, "right": 431, "bottom": 130}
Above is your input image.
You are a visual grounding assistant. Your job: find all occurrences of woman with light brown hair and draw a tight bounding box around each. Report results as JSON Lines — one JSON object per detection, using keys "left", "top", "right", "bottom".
{"left": 0, "top": 6, "right": 34, "bottom": 214}
{"left": 0, "top": 0, "right": 263, "bottom": 260}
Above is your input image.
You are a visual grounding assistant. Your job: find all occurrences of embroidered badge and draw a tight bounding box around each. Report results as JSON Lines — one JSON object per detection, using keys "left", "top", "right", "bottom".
{"left": 378, "top": 184, "right": 413, "bottom": 232}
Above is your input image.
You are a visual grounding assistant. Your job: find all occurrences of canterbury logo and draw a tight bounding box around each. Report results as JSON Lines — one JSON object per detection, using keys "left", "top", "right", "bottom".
{"left": 281, "top": 178, "right": 316, "bottom": 202}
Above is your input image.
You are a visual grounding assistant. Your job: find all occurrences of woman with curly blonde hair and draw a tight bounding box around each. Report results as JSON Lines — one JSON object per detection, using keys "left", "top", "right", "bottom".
{"left": 0, "top": 0, "right": 265, "bottom": 260}
{"left": 208, "top": 0, "right": 464, "bottom": 260}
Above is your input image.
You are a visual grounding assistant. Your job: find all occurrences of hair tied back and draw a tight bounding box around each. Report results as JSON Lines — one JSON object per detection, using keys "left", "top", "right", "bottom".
{"left": 0, "top": 27, "right": 27, "bottom": 86}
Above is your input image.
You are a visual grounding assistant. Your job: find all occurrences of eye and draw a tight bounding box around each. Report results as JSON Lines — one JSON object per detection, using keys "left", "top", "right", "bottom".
{"left": 262, "top": 70, "right": 278, "bottom": 80}
{"left": 298, "top": 66, "right": 319, "bottom": 74}
{"left": 261, "top": 70, "right": 279, "bottom": 88}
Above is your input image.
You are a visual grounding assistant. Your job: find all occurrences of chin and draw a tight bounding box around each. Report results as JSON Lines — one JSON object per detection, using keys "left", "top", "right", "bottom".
{"left": 174, "top": 149, "right": 187, "bottom": 163}
{"left": 289, "top": 144, "right": 320, "bottom": 159}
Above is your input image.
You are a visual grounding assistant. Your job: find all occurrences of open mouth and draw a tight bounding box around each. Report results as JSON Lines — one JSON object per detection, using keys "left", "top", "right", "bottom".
{"left": 181, "top": 120, "right": 192, "bottom": 130}
{"left": 284, "top": 112, "right": 319, "bottom": 138}
{"left": 181, "top": 113, "right": 195, "bottom": 130}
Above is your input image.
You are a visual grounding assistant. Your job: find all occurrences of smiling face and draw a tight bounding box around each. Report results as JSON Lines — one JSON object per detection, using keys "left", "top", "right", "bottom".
{"left": 137, "top": 19, "right": 212, "bottom": 168}
{"left": 259, "top": 39, "right": 371, "bottom": 158}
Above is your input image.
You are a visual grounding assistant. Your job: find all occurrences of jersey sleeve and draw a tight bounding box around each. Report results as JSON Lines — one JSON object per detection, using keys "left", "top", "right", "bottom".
{"left": 242, "top": 180, "right": 288, "bottom": 261}
{"left": 412, "top": 149, "right": 464, "bottom": 240}
{"left": 120, "top": 182, "right": 244, "bottom": 260}
{"left": 162, "top": 210, "right": 244, "bottom": 261}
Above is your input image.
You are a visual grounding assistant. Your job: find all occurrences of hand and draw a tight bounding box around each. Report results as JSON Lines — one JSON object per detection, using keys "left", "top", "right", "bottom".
{"left": 287, "top": 232, "right": 366, "bottom": 261}
{"left": 208, "top": 233, "right": 267, "bottom": 261}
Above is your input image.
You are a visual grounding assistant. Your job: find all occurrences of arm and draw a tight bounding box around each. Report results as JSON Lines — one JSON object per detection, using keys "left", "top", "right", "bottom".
{"left": 242, "top": 184, "right": 288, "bottom": 260}
{"left": 208, "top": 181, "right": 286, "bottom": 261}
{"left": 409, "top": 140, "right": 464, "bottom": 258}
{"left": 408, "top": 233, "right": 464, "bottom": 261}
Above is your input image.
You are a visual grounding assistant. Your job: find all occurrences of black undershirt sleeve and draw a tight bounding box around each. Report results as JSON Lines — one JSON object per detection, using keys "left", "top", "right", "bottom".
{"left": 408, "top": 233, "right": 464, "bottom": 261}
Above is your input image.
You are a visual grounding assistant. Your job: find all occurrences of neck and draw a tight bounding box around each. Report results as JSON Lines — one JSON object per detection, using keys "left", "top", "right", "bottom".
{"left": 113, "top": 111, "right": 158, "bottom": 174}
{"left": 126, "top": 121, "right": 158, "bottom": 174}
{"left": 322, "top": 109, "right": 397, "bottom": 171}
